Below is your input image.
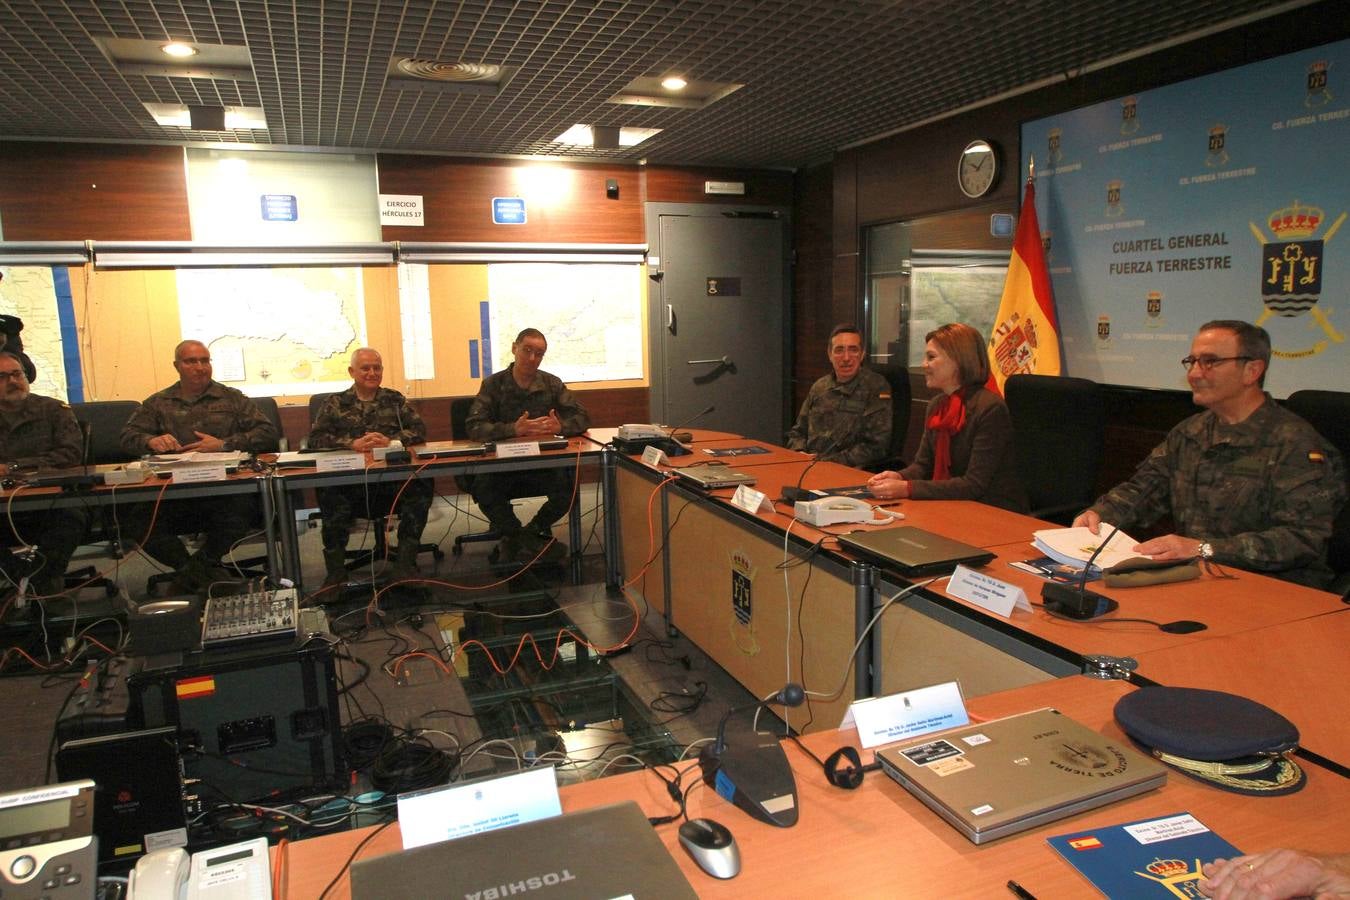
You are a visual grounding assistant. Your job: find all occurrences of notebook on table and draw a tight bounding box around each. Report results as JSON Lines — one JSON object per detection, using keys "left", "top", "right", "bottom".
{"left": 350, "top": 801, "right": 698, "bottom": 899}
{"left": 674, "top": 463, "right": 757, "bottom": 490}
{"left": 837, "top": 525, "right": 995, "bottom": 575}
{"left": 415, "top": 440, "right": 488, "bottom": 459}
{"left": 876, "top": 708, "right": 1168, "bottom": 844}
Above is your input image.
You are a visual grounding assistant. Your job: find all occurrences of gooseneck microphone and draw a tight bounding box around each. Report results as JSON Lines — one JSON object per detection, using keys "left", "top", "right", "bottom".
{"left": 781, "top": 437, "right": 842, "bottom": 505}
{"left": 698, "top": 684, "right": 804, "bottom": 827}
{"left": 667, "top": 404, "right": 716, "bottom": 441}
{"left": 1041, "top": 522, "right": 1122, "bottom": 619}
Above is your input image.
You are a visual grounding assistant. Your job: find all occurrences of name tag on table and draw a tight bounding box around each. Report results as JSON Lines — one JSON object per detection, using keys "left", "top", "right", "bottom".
{"left": 948, "top": 564, "right": 1031, "bottom": 618}
{"left": 841, "top": 681, "right": 969, "bottom": 749}
{"left": 641, "top": 445, "right": 669, "bottom": 467}
{"left": 495, "top": 441, "right": 542, "bottom": 458}
{"left": 171, "top": 465, "right": 228, "bottom": 483}
{"left": 315, "top": 452, "right": 364, "bottom": 473}
{"left": 730, "top": 484, "right": 773, "bottom": 514}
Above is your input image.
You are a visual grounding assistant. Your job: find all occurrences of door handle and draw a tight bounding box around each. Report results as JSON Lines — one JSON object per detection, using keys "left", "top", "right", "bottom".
{"left": 666, "top": 304, "right": 675, "bottom": 333}
{"left": 686, "top": 356, "right": 733, "bottom": 366}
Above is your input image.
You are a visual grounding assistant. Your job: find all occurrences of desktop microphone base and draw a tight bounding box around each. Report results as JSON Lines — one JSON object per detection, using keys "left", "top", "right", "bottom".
{"left": 1041, "top": 582, "right": 1119, "bottom": 619}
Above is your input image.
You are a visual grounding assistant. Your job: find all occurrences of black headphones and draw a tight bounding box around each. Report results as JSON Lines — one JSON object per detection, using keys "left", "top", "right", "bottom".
{"left": 792, "top": 736, "right": 881, "bottom": 790}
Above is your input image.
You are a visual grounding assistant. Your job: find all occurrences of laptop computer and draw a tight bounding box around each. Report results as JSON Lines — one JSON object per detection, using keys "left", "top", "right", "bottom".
{"left": 674, "top": 463, "right": 757, "bottom": 490}
{"left": 350, "top": 801, "right": 698, "bottom": 899}
{"left": 876, "top": 708, "right": 1168, "bottom": 844}
{"left": 415, "top": 439, "right": 488, "bottom": 459}
{"left": 836, "top": 525, "right": 995, "bottom": 575}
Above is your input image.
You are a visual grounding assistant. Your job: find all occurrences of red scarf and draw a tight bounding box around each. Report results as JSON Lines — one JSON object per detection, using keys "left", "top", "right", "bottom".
{"left": 926, "top": 388, "right": 967, "bottom": 481}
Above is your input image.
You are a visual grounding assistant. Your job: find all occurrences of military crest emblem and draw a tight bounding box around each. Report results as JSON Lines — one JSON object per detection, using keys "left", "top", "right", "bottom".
{"left": 1047, "top": 128, "right": 1063, "bottom": 164}
{"left": 1250, "top": 199, "right": 1346, "bottom": 358}
{"left": 1105, "top": 180, "right": 1124, "bottom": 218}
{"left": 1121, "top": 96, "right": 1140, "bottom": 135}
{"left": 1146, "top": 291, "right": 1163, "bottom": 320}
{"left": 1305, "top": 60, "right": 1332, "bottom": 108}
{"left": 1096, "top": 315, "right": 1112, "bottom": 346}
{"left": 728, "top": 550, "right": 760, "bottom": 655}
{"left": 1206, "top": 124, "right": 1229, "bottom": 168}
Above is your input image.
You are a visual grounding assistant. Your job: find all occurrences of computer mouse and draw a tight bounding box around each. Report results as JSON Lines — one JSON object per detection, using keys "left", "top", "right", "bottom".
{"left": 677, "top": 817, "right": 740, "bottom": 879}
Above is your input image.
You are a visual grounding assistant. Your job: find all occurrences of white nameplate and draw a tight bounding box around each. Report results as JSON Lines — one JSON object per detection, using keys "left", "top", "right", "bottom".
{"left": 841, "top": 681, "right": 969, "bottom": 749}
{"left": 171, "top": 465, "right": 228, "bottom": 483}
{"left": 495, "top": 441, "right": 542, "bottom": 458}
{"left": 315, "top": 452, "right": 364, "bottom": 473}
{"left": 730, "top": 484, "right": 773, "bottom": 514}
{"left": 948, "top": 564, "right": 1031, "bottom": 618}
{"left": 641, "top": 445, "right": 669, "bottom": 467}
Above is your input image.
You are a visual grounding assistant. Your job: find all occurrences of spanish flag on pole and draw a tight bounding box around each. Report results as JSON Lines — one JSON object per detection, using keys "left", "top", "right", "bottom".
{"left": 987, "top": 168, "right": 1060, "bottom": 394}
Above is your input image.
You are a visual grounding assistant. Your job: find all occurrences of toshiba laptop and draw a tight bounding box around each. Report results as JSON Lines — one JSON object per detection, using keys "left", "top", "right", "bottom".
{"left": 674, "top": 463, "right": 757, "bottom": 490}
{"left": 837, "top": 525, "right": 995, "bottom": 575}
{"left": 876, "top": 708, "right": 1168, "bottom": 844}
{"left": 414, "top": 440, "right": 488, "bottom": 459}
{"left": 350, "top": 801, "right": 697, "bottom": 900}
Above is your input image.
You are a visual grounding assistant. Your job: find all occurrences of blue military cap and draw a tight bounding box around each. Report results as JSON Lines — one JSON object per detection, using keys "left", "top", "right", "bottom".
{"left": 1114, "top": 686, "right": 1304, "bottom": 796}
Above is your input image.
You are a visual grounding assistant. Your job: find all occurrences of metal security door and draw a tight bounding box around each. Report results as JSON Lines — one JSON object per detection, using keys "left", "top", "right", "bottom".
{"left": 650, "top": 208, "right": 787, "bottom": 442}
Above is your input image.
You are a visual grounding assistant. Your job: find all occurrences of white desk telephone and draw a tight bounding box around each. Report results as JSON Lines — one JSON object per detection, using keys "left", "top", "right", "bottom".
{"left": 129, "top": 838, "right": 271, "bottom": 900}
{"left": 793, "top": 496, "right": 904, "bottom": 527}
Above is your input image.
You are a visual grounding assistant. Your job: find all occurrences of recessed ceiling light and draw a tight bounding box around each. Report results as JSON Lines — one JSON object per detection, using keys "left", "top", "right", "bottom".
{"left": 160, "top": 42, "right": 199, "bottom": 58}
{"left": 552, "top": 124, "right": 662, "bottom": 148}
{"left": 660, "top": 76, "right": 687, "bottom": 91}
{"left": 143, "top": 102, "right": 267, "bottom": 129}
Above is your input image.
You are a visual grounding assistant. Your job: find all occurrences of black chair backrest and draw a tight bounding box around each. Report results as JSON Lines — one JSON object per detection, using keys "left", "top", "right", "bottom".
{"left": 449, "top": 397, "right": 475, "bottom": 440}
{"left": 308, "top": 392, "right": 336, "bottom": 424}
{"left": 1283, "top": 389, "right": 1350, "bottom": 577}
{"left": 250, "top": 396, "right": 283, "bottom": 452}
{"left": 71, "top": 400, "right": 141, "bottom": 465}
{"left": 872, "top": 363, "right": 912, "bottom": 461}
{"left": 1004, "top": 374, "right": 1107, "bottom": 524}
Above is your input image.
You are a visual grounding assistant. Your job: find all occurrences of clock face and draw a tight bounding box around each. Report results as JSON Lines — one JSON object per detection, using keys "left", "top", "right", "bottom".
{"left": 959, "top": 140, "right": 998, "bottom": 198}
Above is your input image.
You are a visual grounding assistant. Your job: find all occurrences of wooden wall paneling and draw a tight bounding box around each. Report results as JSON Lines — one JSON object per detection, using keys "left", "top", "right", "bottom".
{"left": 0, "top": 142, "right": 190, "bottom": 241}
{"left": 376, "top": 155, "right": 643, "bottom": 243}
{"left": 643, "top": 165, "right": 794, "bottom": 206}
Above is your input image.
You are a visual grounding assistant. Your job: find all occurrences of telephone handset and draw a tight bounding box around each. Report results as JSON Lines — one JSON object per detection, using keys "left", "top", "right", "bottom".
{"left": 129, "top": 847, "right": 189, "bottom": 899}
{"left": 794, "top": 496, "right": 904, "bottom": 527}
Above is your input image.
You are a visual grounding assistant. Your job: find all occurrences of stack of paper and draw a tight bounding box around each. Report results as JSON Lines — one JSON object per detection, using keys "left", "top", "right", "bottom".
{"left": 1031, "top": 526, "right": 1145, "bottom": 573}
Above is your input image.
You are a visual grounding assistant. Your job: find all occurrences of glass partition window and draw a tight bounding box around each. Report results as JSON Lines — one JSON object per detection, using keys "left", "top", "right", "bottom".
{"left": 863, "top": 204, "right": 1011, "bottom": 368}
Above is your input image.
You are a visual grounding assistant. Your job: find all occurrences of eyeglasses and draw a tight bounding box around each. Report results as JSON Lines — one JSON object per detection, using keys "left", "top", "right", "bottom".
{"left": 1181, "top": 355, "right": 1253, "bottom": 372}
{"left": 0, "top": 369, "right": 27, "bottom": 382}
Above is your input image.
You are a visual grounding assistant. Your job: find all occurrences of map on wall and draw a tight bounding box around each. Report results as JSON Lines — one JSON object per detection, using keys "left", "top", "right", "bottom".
{"left": 176, "top": 267, "right": 367, "bottom": 396}
{"left": 1022, "top": 37, "right": 1350, "bottom": 396}
{"left": 907, "top": 266, "right": 1007, "bottom": 366}
{"left": 0, "top": 265, "right": 71, "bottom": 402}
{"left": 485, "top": 263, "right": 643, "bottom": 382}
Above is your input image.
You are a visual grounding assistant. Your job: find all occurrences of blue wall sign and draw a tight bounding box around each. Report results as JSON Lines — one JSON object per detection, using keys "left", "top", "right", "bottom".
{"left": 492, "top": 197, "right": 527, "bottom": 225}
{"left": 260, "top": 194, "right": 298, "bottom": 222}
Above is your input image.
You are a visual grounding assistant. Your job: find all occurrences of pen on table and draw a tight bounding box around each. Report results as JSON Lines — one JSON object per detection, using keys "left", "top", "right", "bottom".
{"left": 1006, "top": 879, "right": 1038, "bottom": 900}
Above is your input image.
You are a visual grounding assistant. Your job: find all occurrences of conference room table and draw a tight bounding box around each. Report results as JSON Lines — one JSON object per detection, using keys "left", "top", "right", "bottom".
{"left": 608, "top": 431, "right": 1350, "bottom": 739}
{"left": 267, "top": 437, "right": 605, "bottom": 588}
{"left": 275, "top": 673, "right": 1350, "bottom": 899}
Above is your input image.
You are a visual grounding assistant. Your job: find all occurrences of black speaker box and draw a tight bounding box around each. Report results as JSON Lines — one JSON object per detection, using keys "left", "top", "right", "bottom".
{"left": 127, "top": 642, "right": 345, "bottom": 804}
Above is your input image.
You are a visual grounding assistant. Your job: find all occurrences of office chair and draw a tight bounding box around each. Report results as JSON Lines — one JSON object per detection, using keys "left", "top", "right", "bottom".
{"left": 1283, "top": 389, "right": 1350, "bottom": 594}
{"left": 65, "top": 401, "right": 144, "bottom": 596}
{"left": 449, "top": 396, "right": 501, "bottom": 555}
{"left": 305, "top": 391, "right": 443, "bottom": 571}
{"left": 1004, "top": 374, "right": 1107, "bottom": 525}
{"left": 869, "top": 363, "right": 913, "bottom": 473}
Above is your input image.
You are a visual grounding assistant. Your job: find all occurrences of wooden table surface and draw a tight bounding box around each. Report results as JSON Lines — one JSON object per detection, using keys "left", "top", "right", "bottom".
{"left": 276, "top": 673, "right": 1350, "bottom": 899}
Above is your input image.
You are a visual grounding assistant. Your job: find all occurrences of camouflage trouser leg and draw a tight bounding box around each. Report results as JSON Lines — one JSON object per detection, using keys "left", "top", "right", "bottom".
{"left": 319, "top": 478, "right": 433, "bottom": 550}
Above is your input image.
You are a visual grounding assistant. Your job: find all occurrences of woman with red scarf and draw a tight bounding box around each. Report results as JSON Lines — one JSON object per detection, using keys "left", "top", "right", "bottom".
{"left": 867, "top": 323, "right": 1028, "bottom": 512}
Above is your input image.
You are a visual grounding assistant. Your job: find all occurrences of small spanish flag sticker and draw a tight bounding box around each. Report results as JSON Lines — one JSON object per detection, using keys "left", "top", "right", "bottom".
{"left": 1068, "top": 836, "right": 1103, "bottom": 850}
{"left": 1309, "top": 450, "right": 1325, "bottom": 464}
{"left": 176, "top": 675, "right": 216, "bottom": 700}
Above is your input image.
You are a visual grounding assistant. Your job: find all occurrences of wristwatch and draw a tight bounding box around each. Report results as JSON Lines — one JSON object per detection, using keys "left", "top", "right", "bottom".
{"left": 1197, "top": 541, "right": 1214, "bottom": 560}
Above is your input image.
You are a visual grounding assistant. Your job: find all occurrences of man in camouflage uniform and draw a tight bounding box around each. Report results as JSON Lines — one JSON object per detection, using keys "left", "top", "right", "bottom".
{"left": 308, "top": 347, "right": 431, "bottom": 584}
{"left": 466, "top": 328, "right": 590, "bottom": 561}
{"left": 786, "top": 323, "right": 892, "bottom": 470}
{"left": 1, "top": 350, "right": 88, "bottom": 598}
{"left": 1075, "top": 320, "right": 1346, "bottom": 588}
{"left": 120, "top": 340, "right": 279, "bottom": 591}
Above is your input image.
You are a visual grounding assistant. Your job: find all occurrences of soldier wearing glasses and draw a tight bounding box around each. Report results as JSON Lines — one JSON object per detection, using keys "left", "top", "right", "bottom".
{"left": 1075, "top": 320, "right": 1345, "bottom": 588}
{"left": 0, "top": 350, "right": 87, "bottom": 598}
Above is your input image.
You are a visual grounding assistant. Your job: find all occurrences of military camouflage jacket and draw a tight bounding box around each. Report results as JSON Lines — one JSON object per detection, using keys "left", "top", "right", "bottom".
{"left": 785, "top": 368, "right": 892, "bottom": 470}
{"left": 465, "top": 365, "right": 590, "bottom": 442}
{"left": 1, "top": 394, "right": 82, "bottom": 469}
{"left": 1088, "top": 396, "right": 1346, "bottom": 588}
{"left": 120, "top": 380, "right": 278, "bottom": 456}
{"left": 307, "top": 386, "right": 426, "bottom": 449}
